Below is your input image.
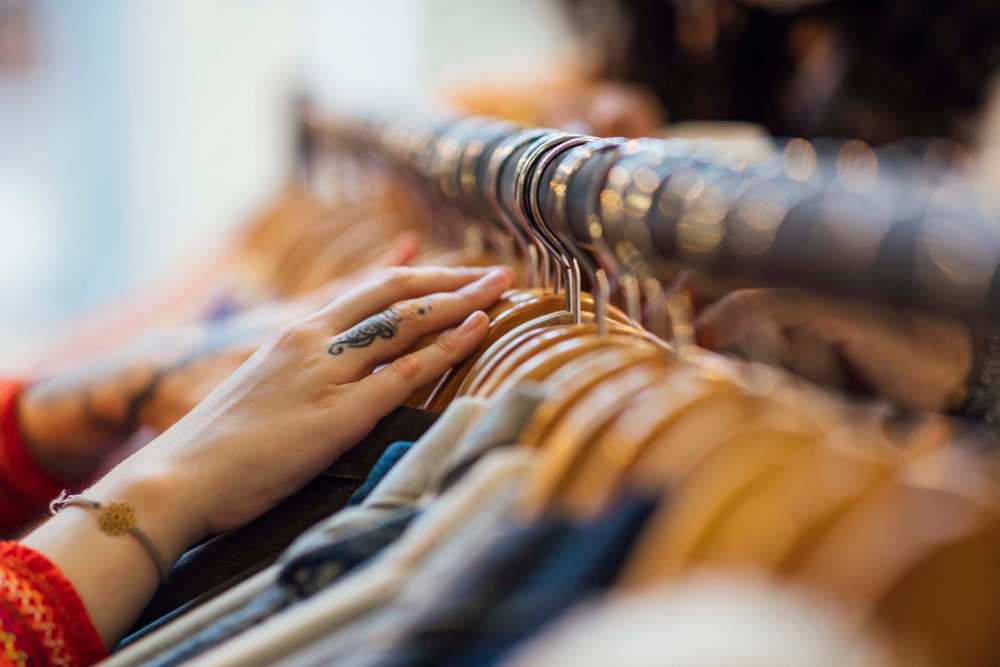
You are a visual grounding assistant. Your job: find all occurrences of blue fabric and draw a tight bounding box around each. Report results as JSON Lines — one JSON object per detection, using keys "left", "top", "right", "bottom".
{"left": 279, "top": 508, "right": 419, "bottom": 596}
{"left": 446, "top": 493, "right": 658, "bottom": 667}
{"left": 361, "top": 493, "right": 659, "bottom": 667}
{"left": 348, "top": 441, "right": 414, "bottom": 506}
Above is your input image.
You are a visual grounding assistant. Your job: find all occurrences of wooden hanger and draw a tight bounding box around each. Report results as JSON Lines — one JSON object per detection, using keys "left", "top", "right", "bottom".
{"left": 519, "top": 356, "right": 674, "bottom": 519}
{"left": 425, "top": 291, "right": 566, "bottom": 409}
{"left": 529, "top": 352, "right": 771, "bottom": 520}
{"left": 795, "top": 465, "right": 1000, "bottom": 667}
{"left": 619, "top": 425, "right": 821, "bottom": 589}
{"left": 559, "top": 375, "right": 759, "bottom": 520}
{"left": 471, "top": 318, "right": 642, "bottom": 397}
{"left": 239, "top": 187, "right": 328, "bottom": 260}
{"left": 248, "top": 204, "right": 335, "bottom": 295}
{"left": 458, "top": 308, "right": 575, "bottom": 397}
{"left": 487, "top": 333, "right": 659, "bottom": 400}
{"left": 695, "top": 442, "right": 895, "bottom": 573}
{"left": 517, "top": 348, "right": 668, "bottom": 449}
{"left": 460, "top": 317, "right": 581, "bottom": 396}
{"left": 426, "top": 290, "right": 634, "bottom": 409}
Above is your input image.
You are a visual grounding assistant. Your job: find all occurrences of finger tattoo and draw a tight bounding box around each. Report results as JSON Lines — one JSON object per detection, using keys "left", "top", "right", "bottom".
{"left": 327, "top": 298, "right": 433, "bottom": 356}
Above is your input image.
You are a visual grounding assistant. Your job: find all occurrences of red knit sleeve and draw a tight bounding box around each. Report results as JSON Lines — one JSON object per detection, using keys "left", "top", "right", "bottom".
{"left": 0, "top": 541, "right": 107, "bottom": 666}
{"left": 0, "top": 381, "right": 67, "bottom": 537}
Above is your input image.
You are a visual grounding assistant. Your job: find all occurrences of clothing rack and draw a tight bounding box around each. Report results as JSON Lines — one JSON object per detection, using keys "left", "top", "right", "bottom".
{"left": 304, "top": 112, "right": 1000, "bottom": 320}
{"left": 98, "top": 111, "right": 1000, "bottom": 667}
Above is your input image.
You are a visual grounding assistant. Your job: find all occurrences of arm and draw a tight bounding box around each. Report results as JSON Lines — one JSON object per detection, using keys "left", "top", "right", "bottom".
{"left": 0, "top": 238, "right": 422, "bottom": 535}
{"left": 0, "top": 321, "right": 270, "bottom": 536}
{"left": 12, "top": 265, "right": 510, "bottom": 654}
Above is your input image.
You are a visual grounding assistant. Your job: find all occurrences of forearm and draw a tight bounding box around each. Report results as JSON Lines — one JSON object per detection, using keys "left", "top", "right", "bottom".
{"left": 21, "top": 448, "right": 203, "bottom": 646}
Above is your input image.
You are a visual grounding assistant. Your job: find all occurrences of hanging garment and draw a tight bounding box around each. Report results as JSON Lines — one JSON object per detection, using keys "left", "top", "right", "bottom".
{"left": 278, "top": 517, "right": 572, "bottom": 667}
{"left": 146, "top": 511, "right": 418, "bottom": 667}
{"left": 282, "top": 398, "right": 488, "bottom": 562}
{"left": 171, "top": 386, "right": 547, "bottom": 667}
{"left": 255, "top": 386, "right": 552, "bottom": 667}
{"left": 286, "top": 492, "right": 658, "bottom": 667}
{"left": 436, "top": 383, "right": 548, "bottom": 490}
{"left": 184, "top": 448, "right": 535, "bottom": 667}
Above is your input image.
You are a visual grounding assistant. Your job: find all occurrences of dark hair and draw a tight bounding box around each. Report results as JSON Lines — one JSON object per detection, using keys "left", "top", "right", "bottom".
{"left": 562, "top": 0, "right": 1000, "bottom": 144}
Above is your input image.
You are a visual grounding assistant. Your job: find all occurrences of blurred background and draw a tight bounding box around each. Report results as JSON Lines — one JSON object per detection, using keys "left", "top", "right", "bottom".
{"left": 0, "top": 0, "right": 573, "bottom": 363}
{"left": 5, "top": 0, "right": 1000, "bottom": 366}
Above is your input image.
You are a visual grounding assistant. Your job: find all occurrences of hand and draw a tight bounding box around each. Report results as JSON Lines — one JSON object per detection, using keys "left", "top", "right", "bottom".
{"left": 24, "top": 264, "right": 511, "bottom": 645}
{"left": 17, "top": 237, "right": 422, "bottom": 482}
{"left": 695, "top": 289, "right": 974, "bottom": 412}
{"left": 142, "top": 233, "right": 423, "bottom": 431}
{"left": 97, "top": 265, "right": 511, "bottom": 540}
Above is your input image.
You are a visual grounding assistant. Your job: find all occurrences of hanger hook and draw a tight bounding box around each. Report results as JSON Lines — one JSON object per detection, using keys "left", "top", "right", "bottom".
{"left": 520, "top": 133, "right": 593, "bottom": 318}
{"left": 484, "top": 128, "right": 550, "bottom": 286}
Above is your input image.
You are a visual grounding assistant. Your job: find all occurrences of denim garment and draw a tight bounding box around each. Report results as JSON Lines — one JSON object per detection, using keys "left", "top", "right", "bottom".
{"left": 134, "top": 441, "right": 422, "bottom": 665}
{"left": 144, "top": 436, "right": 420, "bottom": 666}
{"left": 271, "top": 386, "right": 551, "bottom": 667}
{"left": 443, "top": 493, "right": 659, "bottom": 667}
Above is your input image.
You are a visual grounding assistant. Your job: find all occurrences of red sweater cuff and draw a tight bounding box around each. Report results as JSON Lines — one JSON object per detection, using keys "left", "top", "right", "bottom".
{"left": 0, "top": 380, "right": 67, "bottom": 535}
{"left": 0, "top": 541, "right": 107, "bottom": 666}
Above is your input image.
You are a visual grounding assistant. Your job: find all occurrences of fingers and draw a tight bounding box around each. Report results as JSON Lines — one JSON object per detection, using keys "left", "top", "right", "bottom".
{"left": 351, "top": 311, "right": 489, "bottom": 417}
{"left": 324, "top": 268, "right": 512, "bottom": 378}
{"left": 314, "top": 265, "right": 512, "bottom": 333}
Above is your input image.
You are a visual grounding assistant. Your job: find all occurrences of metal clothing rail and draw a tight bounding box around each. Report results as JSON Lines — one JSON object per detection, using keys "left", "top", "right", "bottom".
{"left": 304, "top": 112, "right": 1000, "bottom": 319}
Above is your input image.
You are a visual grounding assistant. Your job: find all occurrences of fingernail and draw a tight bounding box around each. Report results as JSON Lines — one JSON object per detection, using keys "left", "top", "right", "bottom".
{"left": 483, "top": 268, "right": 511, "bottom": 286}
{"left": 489, "top": 265, "right": 515, "bottom": 280}
{"left": 458, "top": 311, "right": 488, "bottom": 334}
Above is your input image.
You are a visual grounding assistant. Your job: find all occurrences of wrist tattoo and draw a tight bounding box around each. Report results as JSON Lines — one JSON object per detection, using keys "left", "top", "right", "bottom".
{"left": 328, "top": 298, "right": 432, "bottom": 356}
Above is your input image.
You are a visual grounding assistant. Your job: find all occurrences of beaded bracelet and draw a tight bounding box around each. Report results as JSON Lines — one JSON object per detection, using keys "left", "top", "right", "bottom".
{"left": 49, "top": 491, "right": 171, "bottom": 584}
